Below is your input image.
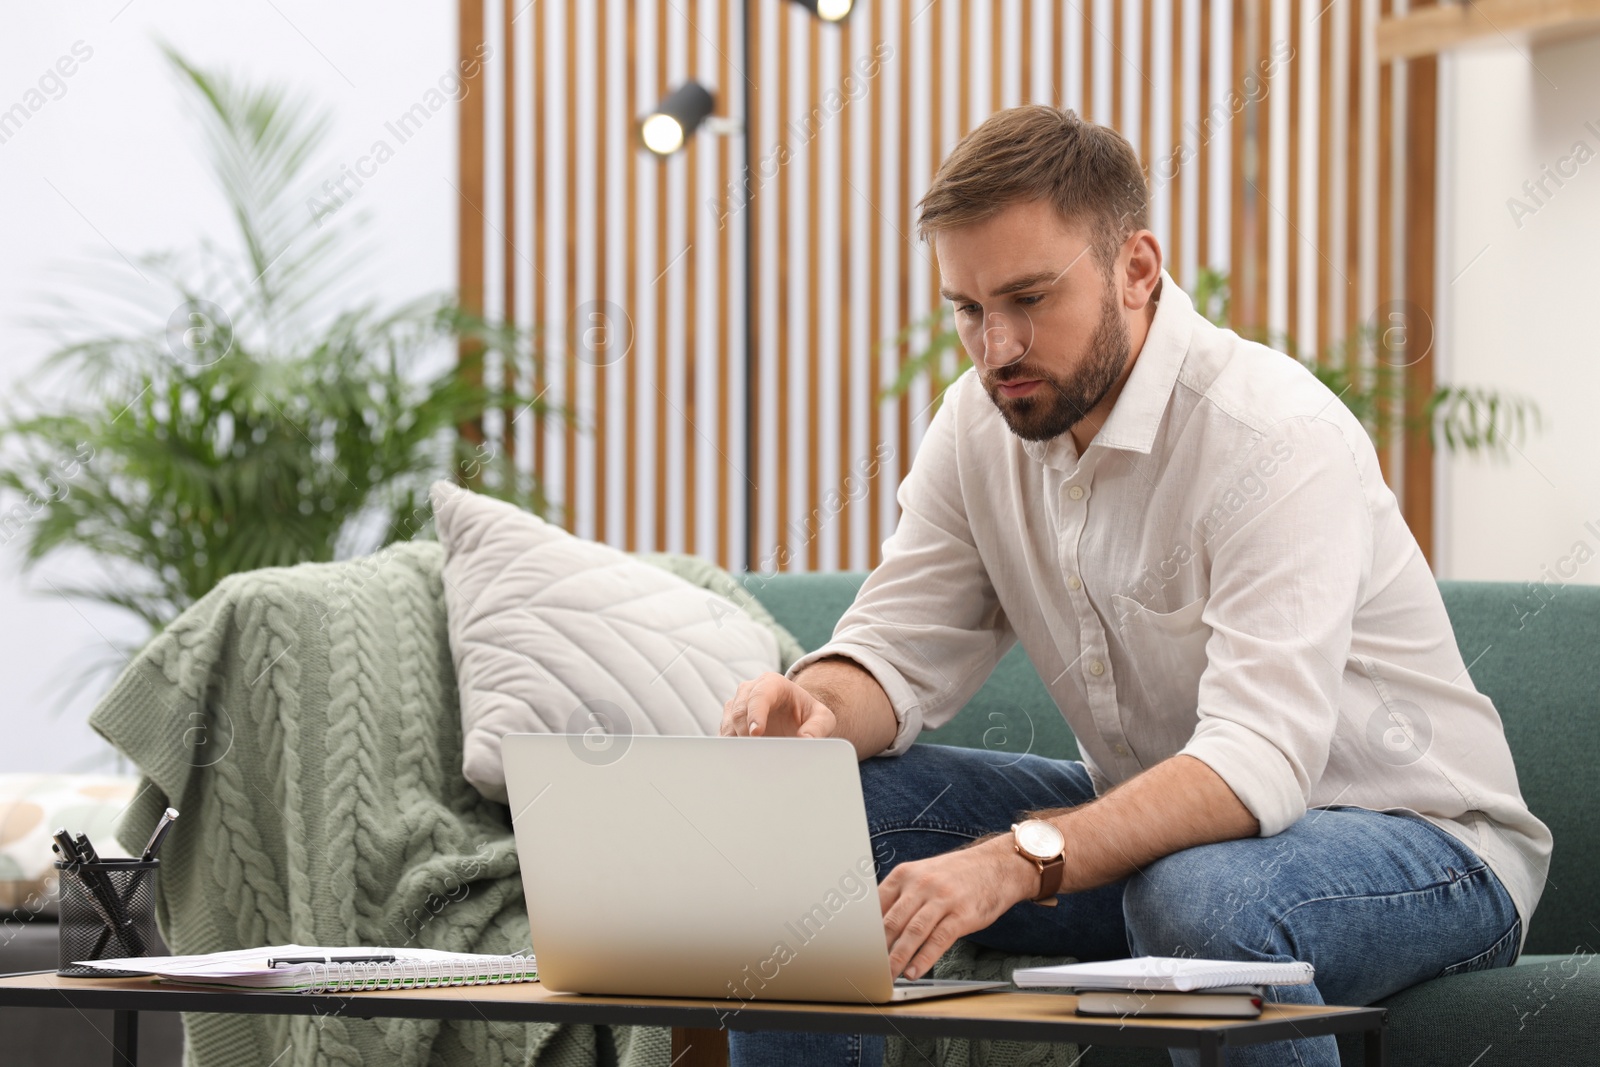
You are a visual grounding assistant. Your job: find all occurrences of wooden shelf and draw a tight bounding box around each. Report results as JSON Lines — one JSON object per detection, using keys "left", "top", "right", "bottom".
{"left": 1376, "top": 0, "right": 1600, "bottom": 61}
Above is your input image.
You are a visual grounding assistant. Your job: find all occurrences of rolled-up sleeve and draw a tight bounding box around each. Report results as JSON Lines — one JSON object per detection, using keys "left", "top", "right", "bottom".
{"left": 1178, "top": 415, "right": 1374, "bottom": 835}
{"left": 786, "top": 373, "right": 1015, "bottom": 756}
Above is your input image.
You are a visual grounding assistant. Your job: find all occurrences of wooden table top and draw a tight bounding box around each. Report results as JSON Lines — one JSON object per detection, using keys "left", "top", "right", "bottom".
{"left": 0, "top": 971, "right": 1384, "bottom": 1049}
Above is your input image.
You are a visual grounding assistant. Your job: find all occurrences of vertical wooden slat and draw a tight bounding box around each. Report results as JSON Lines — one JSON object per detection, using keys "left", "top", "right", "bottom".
{"left": 1140, "top": 0, "right": 1153, "bottom": 170}
{"left": 1021, "top": 0, "right": 1034, "bottom": 99}
{"left": 1402, "top": 48, "right": 1437, "bottom": 562}
{"left": 1253, "top": 0, "right": 1270, "bottom": 331}
{"left": 564, "top": 0, "right": 580, "bottom": 529}
{"left": 805, "top": 18, "right": 821, "bottom": 571}
{"left": 747, "top": 0, "right": 763, "bottom": 570}
{"left": 1082, "top": 0, "right": 1096, "bottom": 121}
{"left": 654, "top": 0, "right": 669, "bottom": 549}
{"left": 502, "top": 0, "right": 517, "bottom": 473}
{"left": 867, "top": 0, "right": 885, "bottom": 568}
{"left": 1287, "top": 0, "right": 1300, "bottom": 352}
{"left": 458, "top": 0, "right": 486, "bottom": 451}
{"left": 1170, "top": 0, "right": 1184, "bottom": 282}
{"left": 929, "top": 4, "right": 944, "bottom": 316}
{"left": 1344, "top": 0, "right": 1363, "bottom": 371}
{"left": 1316, "top": 0, "right": 1332, "bottom": 362}
{"left": 1227, "top": 0, "right": 1244, "bottom": 329}
{"left": 838, "top": 11, "right": 854, "bottom": 571}
{"left": 895, "top": 0, "right": 911, "bottom": 567}
{"left": 991, "top": 0, "right": 1003, "bottom": 110}
{"left": 624, "top": 0, "right": 639, "bottom": 549}
{"left": 960, "top": 0, "right": 972, "bottom": 129}
{"left": 533, "top": 0, "right": 548, "bottom": 500}
{"left": 1053, "top": 0, "right": 1065, "bottom": 105}
{"left": 1112, "top": 0, "right": 1125, "bottom": 130}
{"left": 684, "top": 9, "right": 700, "bottom": 557}
{"left": 1376, "top": 0, "right": 1395, "bottom": 483}
{"left": 595, "top": 0, "right": 610, "bottom": 541}
{"left": 775, "top": 6, "right": 792, "bottom": 567}
{"left": 716, "top": 0, "right": 731, "bottom": 567}
{"left": 1197, "top": 0, "right": 1211, "bottom": 272}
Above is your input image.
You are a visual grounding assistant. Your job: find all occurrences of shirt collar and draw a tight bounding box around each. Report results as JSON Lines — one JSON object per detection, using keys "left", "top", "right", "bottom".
{"left": 1020, "top": 270, "right": 1196, "bottom": 466}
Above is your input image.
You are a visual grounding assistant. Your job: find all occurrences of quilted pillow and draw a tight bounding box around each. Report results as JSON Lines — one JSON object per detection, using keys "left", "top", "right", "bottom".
{"left": 0, "top": 773, "right": 141, "bottom": 917}
{"left": 431, "top": 481, "right": 785, "bottom": 803}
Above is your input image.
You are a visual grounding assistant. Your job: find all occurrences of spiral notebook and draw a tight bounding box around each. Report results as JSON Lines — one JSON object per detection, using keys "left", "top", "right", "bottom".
{"left": 73, "top": 944, "right": 538, "bottom": 994}
{"left": 1012, "top": 956, "right": 1314, "bottom": 992}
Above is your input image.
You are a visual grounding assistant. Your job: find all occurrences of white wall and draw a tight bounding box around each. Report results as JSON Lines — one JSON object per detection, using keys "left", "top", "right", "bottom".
{"left": 1439, "top": 35, "right": 1600, "bottom": 587}
{"left": 0, "top": 1, "right": 457, "bottom": 771}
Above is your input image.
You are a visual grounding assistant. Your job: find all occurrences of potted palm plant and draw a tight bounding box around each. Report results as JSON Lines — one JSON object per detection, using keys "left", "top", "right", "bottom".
{"left": 0, "top": 50, "right": 556, "bottom": 682}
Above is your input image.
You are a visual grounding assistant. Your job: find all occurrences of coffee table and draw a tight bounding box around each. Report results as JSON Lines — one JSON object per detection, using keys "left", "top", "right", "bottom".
{"left": 0, "top": 971, "right": 1386, "bottom": 1067}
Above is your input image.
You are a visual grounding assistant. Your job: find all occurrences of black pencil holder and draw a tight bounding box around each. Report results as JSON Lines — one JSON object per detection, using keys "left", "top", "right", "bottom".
{"left": 55, "top": 858, "right": 159, "bottom": 977}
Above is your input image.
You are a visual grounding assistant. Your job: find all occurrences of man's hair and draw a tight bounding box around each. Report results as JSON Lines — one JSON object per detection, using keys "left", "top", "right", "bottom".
{"left": 915, "top": 105, "right": 1149, "bottom": 268}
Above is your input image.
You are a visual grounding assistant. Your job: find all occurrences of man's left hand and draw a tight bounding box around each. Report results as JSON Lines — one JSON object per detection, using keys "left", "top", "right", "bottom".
{"left": 878, "top": 835, "right": 1039, "bottom": 979}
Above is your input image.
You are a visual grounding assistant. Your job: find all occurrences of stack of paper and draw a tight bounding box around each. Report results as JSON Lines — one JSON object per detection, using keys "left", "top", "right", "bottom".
{"left": 1012, "top": 956, "right": 1315, "bottom": 1019}
{"left": 72, "top": 944, "right": 538, "bottom": 993}
{"left": 1012, "top": 956, "right": 1315, "bottom": 992}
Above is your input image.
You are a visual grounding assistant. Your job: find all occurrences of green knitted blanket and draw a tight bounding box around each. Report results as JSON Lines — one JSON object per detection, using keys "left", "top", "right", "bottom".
{"left": 90, "top": 540, "right": 723, "bottom": 1067}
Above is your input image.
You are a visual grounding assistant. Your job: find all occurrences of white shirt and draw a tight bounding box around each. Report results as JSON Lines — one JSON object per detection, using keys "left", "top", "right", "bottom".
{"left": 789, "top": 274, "right": 1551, "bottom": 950}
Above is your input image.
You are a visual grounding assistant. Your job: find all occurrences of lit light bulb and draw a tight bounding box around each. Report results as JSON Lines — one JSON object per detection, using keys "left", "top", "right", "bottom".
{"left": 641, "top": 113, "right": 686, "bottom": 155}
{"left": 815, "top": 0, "right": 853, "bottom": 20}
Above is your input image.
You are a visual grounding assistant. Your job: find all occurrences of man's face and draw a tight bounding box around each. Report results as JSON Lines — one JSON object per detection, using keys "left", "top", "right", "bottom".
{"left": 934, "top": 200, "right": 1131, "bottom": 443}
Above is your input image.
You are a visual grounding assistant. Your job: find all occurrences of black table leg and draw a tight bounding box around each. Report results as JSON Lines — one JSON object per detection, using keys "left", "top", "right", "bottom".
{"left": 1365, "top": 1018, "right": 1387, "bottom": 1066}
{"left": 1196, "top": 1034, "right": 1224, "bottom": 1067}
{"left": 112, "top": 1009, "right": 138, "bottom": 1067}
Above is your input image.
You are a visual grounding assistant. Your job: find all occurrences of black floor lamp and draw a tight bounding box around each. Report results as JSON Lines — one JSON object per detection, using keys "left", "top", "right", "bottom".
{"left": 637, "top": 0, "right": 854, "bottom": 572}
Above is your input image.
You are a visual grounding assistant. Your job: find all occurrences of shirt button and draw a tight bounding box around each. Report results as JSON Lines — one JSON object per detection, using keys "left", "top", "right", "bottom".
{"left": 1068, "top": 575, "right": 1083, "bottom": 591}
{"left": 1114, "top": 743, "right": 1129, "bottom": 756}
{"left": 1088, "top": 660, "right": 1105, "bottom": 676}
{"left": 1068, "top": 485, "right": 1085, "bottom": 501}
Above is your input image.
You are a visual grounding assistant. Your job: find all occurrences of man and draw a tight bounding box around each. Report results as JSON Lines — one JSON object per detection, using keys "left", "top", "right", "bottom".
{"left": 720, "top": 106, "right": 1550, "bottom": 1067}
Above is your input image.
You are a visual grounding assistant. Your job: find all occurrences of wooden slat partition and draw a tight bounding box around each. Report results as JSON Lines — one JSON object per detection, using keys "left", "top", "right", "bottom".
{"left": 456, "top": 0, "right": 1442, "bottom": 571}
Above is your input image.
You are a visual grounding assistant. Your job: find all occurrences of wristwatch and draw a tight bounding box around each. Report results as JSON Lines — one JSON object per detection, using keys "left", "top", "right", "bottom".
{"left": 1011, "top": 819, "right": 1066, "bottom": 906}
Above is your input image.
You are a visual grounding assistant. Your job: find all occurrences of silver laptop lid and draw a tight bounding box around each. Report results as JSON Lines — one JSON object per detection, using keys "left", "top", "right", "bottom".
{"left": 502, "top": 733, "right": 895, "bottom": 1003}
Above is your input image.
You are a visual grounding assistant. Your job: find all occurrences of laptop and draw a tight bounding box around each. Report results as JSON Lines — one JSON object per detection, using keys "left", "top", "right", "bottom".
{"left": 502, "top": 733, "right": 1007, "bottom": 1004}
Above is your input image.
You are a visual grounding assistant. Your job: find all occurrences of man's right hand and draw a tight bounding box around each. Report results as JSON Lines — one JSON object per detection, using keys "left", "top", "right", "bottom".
{"left": 720, "top": 672, "right": 839, "bottom": 740}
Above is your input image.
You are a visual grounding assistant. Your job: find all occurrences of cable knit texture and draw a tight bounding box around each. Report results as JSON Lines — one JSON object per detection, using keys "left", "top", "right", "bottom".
{"left": 87, "top": 540, "right": 804, "bottom": 1067}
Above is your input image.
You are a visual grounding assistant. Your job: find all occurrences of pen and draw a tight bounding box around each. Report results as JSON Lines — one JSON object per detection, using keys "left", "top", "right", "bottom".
{"left": 74, "top": 832, "right": 101, "bottom": 865}
{"left": 53, "top": 830, "right": 124, "bottom": 954}
{"left": 68, "top": 829, "right": 147, "bottom": 957}
{"left": 139, "top": 808, "right": 179, "bottom": 863}
{"left": 52, "top": 829, "right": 83, "bottom": 867}
{"left": 268, "top": 954, "right": 399, "bottom": 968}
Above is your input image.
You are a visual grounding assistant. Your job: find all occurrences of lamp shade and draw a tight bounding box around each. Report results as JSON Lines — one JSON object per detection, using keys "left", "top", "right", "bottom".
{"left": 638, "top": 80, "right": 715, "bottom": 156}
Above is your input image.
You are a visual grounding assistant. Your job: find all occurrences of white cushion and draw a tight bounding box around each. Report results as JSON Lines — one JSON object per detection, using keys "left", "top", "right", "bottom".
{"left": 0, "top": 773, "right": 141, "bottom": 916}
{"left": 431, "top": 482, "right": 782, "bottom": 803}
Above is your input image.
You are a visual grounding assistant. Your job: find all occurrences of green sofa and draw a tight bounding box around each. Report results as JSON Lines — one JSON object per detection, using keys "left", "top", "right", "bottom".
{"left": 738, "top": 573, "right": 1600, "bottom": 1065}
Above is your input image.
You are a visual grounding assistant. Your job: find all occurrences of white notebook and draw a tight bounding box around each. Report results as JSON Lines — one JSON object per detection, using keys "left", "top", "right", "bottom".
{"left": 1012, "top": 956, "right": 1314, "bottom": 992}
{"left": 74, "top": 944, "right": 538, "bottom": 994}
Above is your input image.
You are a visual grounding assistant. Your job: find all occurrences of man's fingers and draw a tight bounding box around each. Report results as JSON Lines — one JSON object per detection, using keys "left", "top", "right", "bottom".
{"left": 796, "top": 697, "right": 836, "bottom": 739}
{"left": 720, "top": 680, "right": 753, "bottom": 736}
{"left": 902, "top": 916, "right": 962, "bottom": 981}
{"left": 723, "top": 673, "right": 833, "bottom": 739}
{"left": 886, "top": 899, "right": 943, "bottom": 978}
{"left": 744, "top": 675, "right": 770, "bottom": 735}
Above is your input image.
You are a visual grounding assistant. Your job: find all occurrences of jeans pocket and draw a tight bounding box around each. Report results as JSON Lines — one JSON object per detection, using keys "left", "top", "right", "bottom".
{"left": 1437, "top": 917, "right": 1522, "bottom": 979}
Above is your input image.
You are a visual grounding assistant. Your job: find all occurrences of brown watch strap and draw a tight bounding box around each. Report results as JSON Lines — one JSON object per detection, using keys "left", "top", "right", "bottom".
{"left": 1032, "top": 854, "right": 1064, "bottom": 905}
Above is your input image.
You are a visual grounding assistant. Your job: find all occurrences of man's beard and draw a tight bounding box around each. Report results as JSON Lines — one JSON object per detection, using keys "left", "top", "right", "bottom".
{"left": 981, "top": 285, "right": 1131, "bottom": 443}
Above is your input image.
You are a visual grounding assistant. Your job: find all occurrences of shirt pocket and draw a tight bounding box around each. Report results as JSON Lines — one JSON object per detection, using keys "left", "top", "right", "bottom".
{"left": 1108, "top": 595, "right": 1212, "bottom": 710}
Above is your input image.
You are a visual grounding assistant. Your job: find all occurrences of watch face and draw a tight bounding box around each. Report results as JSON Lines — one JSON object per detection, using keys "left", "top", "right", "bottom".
{"left": 1014, "top": 819, "right": 1064, "bottom": 860}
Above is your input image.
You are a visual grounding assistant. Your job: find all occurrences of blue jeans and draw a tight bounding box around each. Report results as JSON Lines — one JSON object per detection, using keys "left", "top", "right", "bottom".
{"left": 729, "top": 744, "right": 1521, "bottom": 1067}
